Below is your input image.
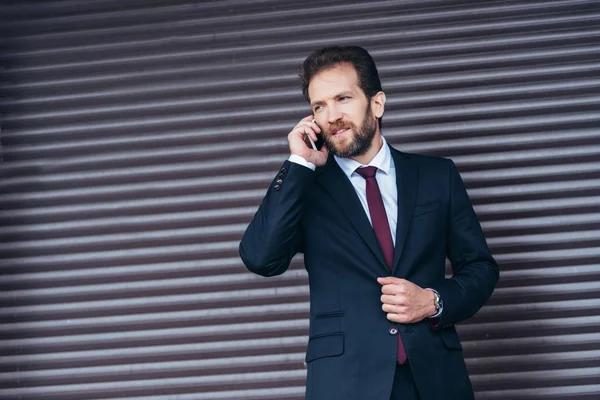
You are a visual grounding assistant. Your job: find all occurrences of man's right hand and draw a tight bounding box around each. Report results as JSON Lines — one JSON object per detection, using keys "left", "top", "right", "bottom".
{"left": 288, "top": 115, "right": 329, "bottom": 167}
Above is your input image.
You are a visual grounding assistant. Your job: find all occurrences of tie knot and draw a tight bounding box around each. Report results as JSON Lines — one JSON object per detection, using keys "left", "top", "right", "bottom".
{"left": 355, "top": 166, "right": 378, "bottom": 179}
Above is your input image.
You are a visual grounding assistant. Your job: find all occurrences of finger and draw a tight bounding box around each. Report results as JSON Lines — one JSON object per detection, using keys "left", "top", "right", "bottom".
{"left": 298, "top": 120, "right": 322, "bottom": 133}
{"left": 304, "top": 125, "right": 320, "bottom": 142}
{"left": 386, "top": 313, "right": 410, "bottom": 324}
{"left": 381, "top": 284, "right": 406, "bottom": 295}
{"left": 298, "top": 115, "right": 314, "bottom": 125}
{"left": 382, "top": 304, "right": 407, "bottom": 314}
{"left": 304, "top": 126, "right": 319, "bottom": 143}
{"left": 296, "top": 116, "right": 319, "bottom": 130}
{"left": 381, "top": 281, "right": 411, "bottom": 294}
{"left": 309, "top": 120, "right": 321, "bottom": 133}
{"left": 381, "top": 294, "right": 407, "bottom": 305}
{"left": 377, "top": 277, "right": 404, "bottom": 285}
{"left": 295, "top": 124, "right": 318, "bottom": 142}
{"left": 380, "top": 284, "right": 397, "bottom": 295}
{"left": 294, "top": 125, "right": 315, "bottom": 143}
{"left": 302, "top": 122, "right": 322, "bottom": 136}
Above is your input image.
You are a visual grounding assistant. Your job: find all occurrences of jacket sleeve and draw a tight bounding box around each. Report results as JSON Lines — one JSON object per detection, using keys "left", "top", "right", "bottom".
{"left": 432, "top": 159, "right": 500, "bottom": 329}
{"left": 239, "top": 160, "right": 315, "bottom": 277}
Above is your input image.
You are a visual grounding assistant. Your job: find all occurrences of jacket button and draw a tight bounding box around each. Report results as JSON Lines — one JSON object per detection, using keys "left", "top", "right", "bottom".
{"left": 276, "top": 179, "right": 283, "bottom": 184}
{"left": 280, "top": 167, "right": 287, "bottom": 174}
{"left": 389, "top": 327, "right": 398, "bottom": 335}
{"left": 274, "top": 185, "right": 281, "bottom": 191}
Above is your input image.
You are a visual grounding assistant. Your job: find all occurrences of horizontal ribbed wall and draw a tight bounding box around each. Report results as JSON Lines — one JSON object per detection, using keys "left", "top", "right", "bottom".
{"left": 0, "top": 0, "right": 599, "bottom": 399}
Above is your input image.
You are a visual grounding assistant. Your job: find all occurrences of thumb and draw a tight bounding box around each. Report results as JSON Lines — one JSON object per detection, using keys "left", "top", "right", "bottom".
{"left": 377, "top": 276, "right": 398, "bottom": 285}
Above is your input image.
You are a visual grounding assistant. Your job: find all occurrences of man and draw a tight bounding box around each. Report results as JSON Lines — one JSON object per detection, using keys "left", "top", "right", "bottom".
{"left": 239, "top": 46, "right": 499, "bottom": 400}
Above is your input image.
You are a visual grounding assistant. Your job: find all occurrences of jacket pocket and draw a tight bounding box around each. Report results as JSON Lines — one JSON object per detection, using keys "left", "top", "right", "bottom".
{"left": 440, "top": 329, "right": 463, "bottom": 350}
{"left": 305, "top": 332, "right": 345, "bottom": 363}
{"left": 315, "top": 310, "right": 345, "bottom": 319}
{"left": 311, "top": 311, "right": 344, "bottom": 336}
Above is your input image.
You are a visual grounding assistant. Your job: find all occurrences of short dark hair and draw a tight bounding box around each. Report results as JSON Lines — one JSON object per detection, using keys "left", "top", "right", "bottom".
{"left": 299, "top": 46, "right": 383, "bottom": 130}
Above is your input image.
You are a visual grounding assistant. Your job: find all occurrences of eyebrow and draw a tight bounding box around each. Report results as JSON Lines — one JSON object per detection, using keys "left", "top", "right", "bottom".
{"left": 311, "top": 91, "right": 355, "bottom": 107}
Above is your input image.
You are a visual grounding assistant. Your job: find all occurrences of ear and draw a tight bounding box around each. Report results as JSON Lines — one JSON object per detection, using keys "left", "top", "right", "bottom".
{"left": 370, "top": 91, "right": 386, "bottom": 119}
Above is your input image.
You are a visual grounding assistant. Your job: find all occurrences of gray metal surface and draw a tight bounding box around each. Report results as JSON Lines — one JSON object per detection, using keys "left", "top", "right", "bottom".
{"left": 0, "top": 0, "right": 599, "bottom": 399}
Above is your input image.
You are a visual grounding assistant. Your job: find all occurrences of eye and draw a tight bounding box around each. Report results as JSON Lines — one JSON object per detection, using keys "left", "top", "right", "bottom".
{"left": 313, "top": 105, "right": 322, "bottom": 112}
{"left": 339, "top": 96, "right": 351, "bottom": 102}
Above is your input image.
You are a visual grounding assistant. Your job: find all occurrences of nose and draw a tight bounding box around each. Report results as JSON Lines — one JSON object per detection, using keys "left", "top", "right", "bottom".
{"left": 326, "top": 105, "right": 343, "bottom": 124}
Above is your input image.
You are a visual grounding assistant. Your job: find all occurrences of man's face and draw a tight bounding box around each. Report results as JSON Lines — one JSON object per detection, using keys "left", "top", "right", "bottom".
{"left": 308, "top": 64, "right": 378, "bottom": 159}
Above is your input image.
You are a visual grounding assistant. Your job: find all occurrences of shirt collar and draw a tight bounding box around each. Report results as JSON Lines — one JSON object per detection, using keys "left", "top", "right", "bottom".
{"left": 334, "top": 136, "right": 392, "bottom": 179}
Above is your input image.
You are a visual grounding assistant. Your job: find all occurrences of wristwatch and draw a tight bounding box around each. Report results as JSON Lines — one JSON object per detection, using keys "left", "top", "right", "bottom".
{"left": 426, "top": 288, "right": 443, "bottom": 318}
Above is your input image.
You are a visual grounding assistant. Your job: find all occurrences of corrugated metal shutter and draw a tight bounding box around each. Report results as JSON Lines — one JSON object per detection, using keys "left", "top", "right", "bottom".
{"left": 0, "top": 0, "right": 599, "bottom": 399}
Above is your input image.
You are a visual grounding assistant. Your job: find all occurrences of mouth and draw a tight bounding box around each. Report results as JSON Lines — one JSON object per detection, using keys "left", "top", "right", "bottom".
{"left": 332, "top": 127, "right": 349, "bottom": 136}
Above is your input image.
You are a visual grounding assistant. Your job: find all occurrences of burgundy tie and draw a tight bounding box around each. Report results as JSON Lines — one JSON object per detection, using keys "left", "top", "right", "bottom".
{"left": 355, "top": 166, "right": 407, "bottom": 364}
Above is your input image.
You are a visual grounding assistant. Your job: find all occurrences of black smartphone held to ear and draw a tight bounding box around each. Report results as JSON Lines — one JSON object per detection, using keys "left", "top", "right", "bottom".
{"left": 302, "top": 118, "right": 325, "bottom": 150}
{"left": 303, "top": 133, "right": 324, "bottom": 151}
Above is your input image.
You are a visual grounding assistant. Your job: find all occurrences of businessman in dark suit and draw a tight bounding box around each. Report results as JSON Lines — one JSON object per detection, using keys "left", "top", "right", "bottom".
{"left": 239, "top": 46, "right": 499, "bottom": 400}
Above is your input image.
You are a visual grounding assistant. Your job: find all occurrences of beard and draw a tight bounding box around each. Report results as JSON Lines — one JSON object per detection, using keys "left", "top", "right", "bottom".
{"left": 323, "top": 106, "right": 378, "bottom": 159}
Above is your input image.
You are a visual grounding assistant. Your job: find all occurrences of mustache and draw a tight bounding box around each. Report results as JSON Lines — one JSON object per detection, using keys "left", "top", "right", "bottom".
{"left": 327, "top": 121, "right": 352, "bottom": 133}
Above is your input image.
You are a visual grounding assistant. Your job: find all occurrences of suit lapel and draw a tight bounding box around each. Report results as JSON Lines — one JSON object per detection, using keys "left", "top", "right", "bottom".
{"left": 316, "top": 156, "right": 389, "bottom": 272}
{"left": 390, "top": 147, "right": 418, "bottom": 275}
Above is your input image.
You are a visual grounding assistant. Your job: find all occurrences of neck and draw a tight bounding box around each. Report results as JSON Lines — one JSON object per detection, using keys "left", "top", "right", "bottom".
{"left": 351, "top": 132, "right": 383, "bottom": 165}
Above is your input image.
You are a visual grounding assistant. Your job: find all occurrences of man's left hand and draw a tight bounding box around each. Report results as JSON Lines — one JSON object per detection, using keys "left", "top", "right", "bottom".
{"left": 377, "top": 277, "right": 436, "bottom": 323}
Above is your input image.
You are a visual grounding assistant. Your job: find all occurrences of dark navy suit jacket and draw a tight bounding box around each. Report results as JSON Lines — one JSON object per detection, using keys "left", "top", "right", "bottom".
{"left": 240, "top": 145, "right": 499, "bottom": 400}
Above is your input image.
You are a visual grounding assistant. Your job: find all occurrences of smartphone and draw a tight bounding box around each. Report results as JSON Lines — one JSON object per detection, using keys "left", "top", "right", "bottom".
{"left": 302, "top": 118, "right": 325, "bottom": 150}
{"left": 303, "top": 133, "right": 324, "bottom": 151}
